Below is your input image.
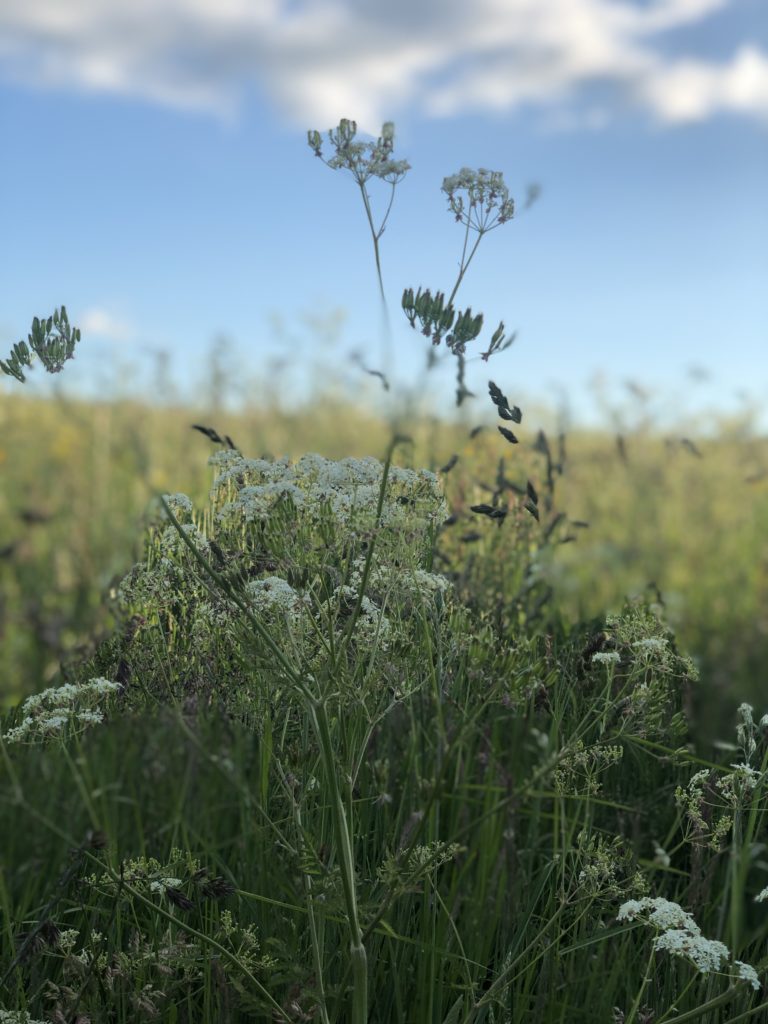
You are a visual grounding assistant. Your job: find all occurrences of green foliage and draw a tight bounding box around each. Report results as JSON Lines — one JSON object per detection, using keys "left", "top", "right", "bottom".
{"left": 0, "top": 307, "right": 82, "bottom": 383}
{"left": 2, "top": 118, "right": 768, "bottom": 1023}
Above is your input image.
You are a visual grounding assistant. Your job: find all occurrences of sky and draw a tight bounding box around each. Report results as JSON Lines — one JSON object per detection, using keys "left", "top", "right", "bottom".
{"left": 0, "top": 0, "right": 766, "bottom": 430}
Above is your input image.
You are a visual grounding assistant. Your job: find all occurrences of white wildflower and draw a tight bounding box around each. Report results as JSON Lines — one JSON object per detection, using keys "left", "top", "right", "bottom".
{"left": 716, "top": 763, "right": 762, "bottom": 806}
{"left": 58, "top": 928, "right": 80, "bottom": 954}
{"left": 149, "top": 877, "right": 183, "bottom": 894}
{"left": 246, "top": 577, "right": 309, "bottom": 622}
{"left": 735, "top": 960, "right": 761, "bottom": 990}
{"left": 75, "top": 710, "right": 104, "bottom": 726}
{"left": 2, "top": 678, "right": 119, "bottom": 746}
{"left": 592, "top": 651, "right": 621, "bottom": 665}
{"left": 159, "top": 523, "right": 210, "bottom": 557}
{"left": 617, "top": 897, "right": 699, "bottom": 933}
{"left": 335, "top": 585, "right": 391, "bottom": 649}
{"left": 653, "top": 930, "right": 729, "bottom": 973}
{"left": 413, "top": 569, "right": 452, "bottom": 596}
{"left": 208, "top": 449, "right": 246, "bottom": 471}
{"left": 84, "top": 677, "right": 121, "bottom": 697}
{"left": 652, "top": 842, "right": 671, "bottom": 868}
{"left": 755, "top": 885, "right": 768, "bottom": 903}
{"left": 163, "top": 493, "right": 194, "bottom": 518}
{"left": 617, "top": 895, "right": 759, "bottom": 987}
{"left": 0, "top": 1011, "right": 51, "bottom": 1024}
{"left": 632, "top": 638, "right": 668, "bottom": 654}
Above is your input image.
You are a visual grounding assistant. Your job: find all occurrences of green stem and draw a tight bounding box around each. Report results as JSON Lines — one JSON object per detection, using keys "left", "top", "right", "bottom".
{"left": 276, "top": 759, "right": 331, "bottom": 1024}
{"left": 309, "top": 698, "right": 368, "bottom": 1022}
{"left": 355, "top": 176, "right": 395, "bottom": 375}
{"left": 624, "top": 943, "right": 657, "bottom": 1024}
{"left": 152, "top": 500, "right": 371, "bottom": 1018}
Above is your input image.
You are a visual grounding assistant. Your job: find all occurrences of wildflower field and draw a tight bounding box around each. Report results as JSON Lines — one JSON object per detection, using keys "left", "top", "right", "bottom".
{"left": 1, "top": 120, "right": 767, "bottom": 1023}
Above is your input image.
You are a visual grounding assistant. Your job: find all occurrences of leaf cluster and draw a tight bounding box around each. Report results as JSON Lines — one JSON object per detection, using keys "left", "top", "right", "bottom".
{"left": 0, "top": 307, "right": 82, "bottom": 383}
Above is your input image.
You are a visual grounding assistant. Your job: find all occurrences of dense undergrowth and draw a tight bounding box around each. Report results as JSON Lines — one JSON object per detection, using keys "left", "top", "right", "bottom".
{"left": 1, "top": 118, "right": 767, "bottom": 1022}
{"left": 1, "top": 431, "right": 766, "bottom": 1022}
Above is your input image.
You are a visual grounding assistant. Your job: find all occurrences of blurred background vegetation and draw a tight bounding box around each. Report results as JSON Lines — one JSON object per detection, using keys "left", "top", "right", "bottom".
{"left": 1, "top": 342, "right": 766, "bottom": 747}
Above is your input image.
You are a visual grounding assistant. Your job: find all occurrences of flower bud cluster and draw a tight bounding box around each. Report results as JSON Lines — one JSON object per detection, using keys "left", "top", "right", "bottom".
{"left": 441, "top": 167, "right": 514, "bottom": 230}
{"left": 307, "top": 118, "right": 411, "bottom": 186}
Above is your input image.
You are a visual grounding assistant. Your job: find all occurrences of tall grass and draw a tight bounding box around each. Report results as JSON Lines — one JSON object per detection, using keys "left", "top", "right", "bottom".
{"left": 1, "top": 119, "right": 766, "bottom": 1022}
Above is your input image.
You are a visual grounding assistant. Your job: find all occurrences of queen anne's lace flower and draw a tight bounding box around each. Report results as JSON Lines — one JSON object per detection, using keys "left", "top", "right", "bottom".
{"left": 209, "top": 451, "right": 448, "bottom": 537}
{"left": 163, "top": 493, "right": 194, "bottom": 518}
{"left": 0, "top": 1011, "right": 50, "bottom": 1024}
{"left": 653, "top": 930, "right": 729, "bottom": 973}
{"left": 2, "top": 678, "right": 119, "bottom": 745}
{"left": 246, "top": 577, "right": 310, "bottom": 623}
{"left": 592, "top": 651, "right": 621, "bottom": 665}
{"left": 617, "top": 896, "right": 760, "bottom": 989}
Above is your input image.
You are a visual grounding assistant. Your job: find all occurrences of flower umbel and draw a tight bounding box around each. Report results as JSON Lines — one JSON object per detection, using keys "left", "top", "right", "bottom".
{"left": 617, "top": 896, "right": 760, "bottom": 989}
{"left": 2, "top": 678, "right": 120, "bottom": 746}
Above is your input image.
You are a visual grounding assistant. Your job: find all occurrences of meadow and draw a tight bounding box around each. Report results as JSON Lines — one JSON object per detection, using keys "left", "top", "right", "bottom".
{"left": 1, "top": 119, "right": 767, "bottom": 1023}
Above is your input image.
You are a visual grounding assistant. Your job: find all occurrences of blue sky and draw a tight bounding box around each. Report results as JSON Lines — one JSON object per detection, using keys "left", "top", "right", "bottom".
{"left": 1, "top": 0, "right": 766, "bottom": 429}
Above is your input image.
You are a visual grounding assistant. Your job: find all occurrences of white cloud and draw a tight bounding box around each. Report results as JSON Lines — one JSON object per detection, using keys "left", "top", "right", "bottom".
{"left": 0, "top": 0, "right": 765, "bottom": 132}
{"left": 78, "top": 307, "right": 134, "bottom": 342}
{"left": 638, "top": 46, "right": 768, "bottom": 123}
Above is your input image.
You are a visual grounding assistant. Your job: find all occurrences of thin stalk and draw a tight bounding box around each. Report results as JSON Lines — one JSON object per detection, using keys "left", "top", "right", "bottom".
{"left": 161, "top": 494, "right": 371, "bottom": 1019}
{"left": 276, "top": 759, "right": 331, "bottom": 1024}
{"left": 309, "top": 697, "right": 368, "bottom": 1022}
{"left": 337, "top": 435, "right": 404, "bottom": 659}
{"left": 624, "top": 944, "right": 657, "bottom": 1024}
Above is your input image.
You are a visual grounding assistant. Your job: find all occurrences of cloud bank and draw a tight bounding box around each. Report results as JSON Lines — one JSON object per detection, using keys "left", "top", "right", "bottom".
{"left": 0, "top": 0, "right": 766, "bottom": 132}
{"left": 78, "top": 307, "right": 134, "bottom": 343}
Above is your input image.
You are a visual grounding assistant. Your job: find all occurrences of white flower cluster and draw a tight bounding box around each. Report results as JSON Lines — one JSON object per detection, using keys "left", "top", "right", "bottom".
{"left": 149, "top": 877, "right": 183, "bottom": 894}
{"left": 245, "top": 577, "right": 312, "bottom": 624}
{"left": 0, "top": 1012, "right": 49, "bottom": 1024}
{"left": 716, "top": 762, "right": 763, "bottom": 806}
{"left": 632, "top": 637, "right": 669, "bottom": 655}
{"left": 189, "top": 600, "right": 235, "bottom": 648}
{"left": 617, "top": 897, "right": 759, "bottom": 988}
{"left": 592, "top": 651, "right": 621, "bottom": 665}
{"left": 334, "top": 585, "right": 391, "bottom": 649}
{"left": 117, "top": 523, "right": 211, "bottom": 612}
{"left": 2, "top": 678, "right": 120, "bottom": 745}
{"left": 347, "top": 556, "right": 452, "bottom": 607}
{"left": 58, "top": 928, "right": 80, "bottom": 955}
{"left": 163, "top": 493, "right": 194, "bottom": 519}
{"left": 111, "top": 450, "right": 453, "bottom": 691}
{"left": 441, "top": 167, "right": 514, "bottom": 227}
{"left": 210, "top": 451, "right": 448, "bottom": 535}
{"left": 159, "top": 523, "right": 210, "bottom": 559}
